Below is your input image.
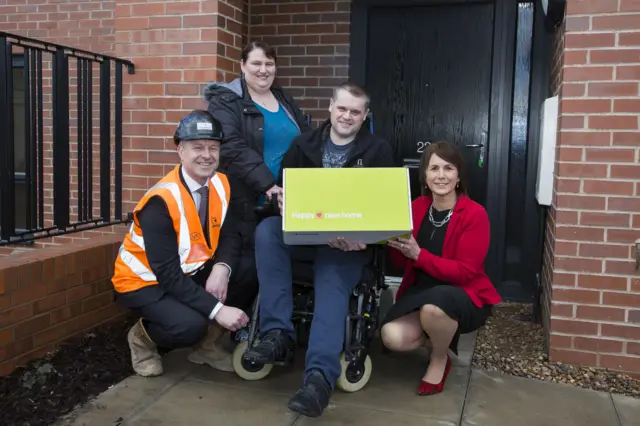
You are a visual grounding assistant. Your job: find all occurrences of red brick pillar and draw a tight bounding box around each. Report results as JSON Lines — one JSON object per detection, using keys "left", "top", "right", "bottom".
{"left": 543, "top": 0, "right": 640, "bottom": 374}
{"left": 113, "top": 0, "right": 248, "bottom": 212}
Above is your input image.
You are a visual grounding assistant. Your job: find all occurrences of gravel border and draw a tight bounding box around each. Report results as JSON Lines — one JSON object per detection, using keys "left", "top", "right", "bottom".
{"left": 472, "top": 303, "right": 639, "bottom": 398}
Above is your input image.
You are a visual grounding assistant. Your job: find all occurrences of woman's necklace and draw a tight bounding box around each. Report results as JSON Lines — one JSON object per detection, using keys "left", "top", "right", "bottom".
{"left": 254, "top": 97, "right": 269, "bottom": 108}
{"left": 250, "top": 90, "right": 274, "bottom": 109}
{"left": 428, "top": 205, "right": 453, "bottom": 240}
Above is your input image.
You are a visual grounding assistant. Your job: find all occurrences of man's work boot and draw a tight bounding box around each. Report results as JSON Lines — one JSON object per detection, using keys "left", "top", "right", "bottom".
{"left": 243, "top": 329, "right": 295, "bottom": 365}
{"left": 128, "top": 319, "right": 163, "bottom": 377}
{"left": 187, "top": 326, "right": 234, "bottom": 372}
{"left": 287, "top": 370, "right": 332, "bottom": 418}
{"left": 219, "top": 329, "right": 237, "bottom": 353}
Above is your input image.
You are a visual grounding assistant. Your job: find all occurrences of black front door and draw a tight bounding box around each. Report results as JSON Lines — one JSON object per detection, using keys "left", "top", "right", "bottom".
{"left": 364, "top": 3, "right": 494, "bottom": 205}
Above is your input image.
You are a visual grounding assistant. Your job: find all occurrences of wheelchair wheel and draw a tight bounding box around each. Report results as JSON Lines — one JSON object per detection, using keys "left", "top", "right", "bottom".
{"left": 336, "top": 351, "right": 372, "bottom": 393}
{"left": 232, "top": 340, "right": 273, "bottom": 381}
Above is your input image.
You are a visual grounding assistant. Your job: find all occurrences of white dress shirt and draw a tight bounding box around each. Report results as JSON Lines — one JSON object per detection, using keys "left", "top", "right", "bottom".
{"left": 181, "top": 167, "right": 208, "bottom": 212}
{"left": 181, "top": 168, "right": 230, "bottom": 320}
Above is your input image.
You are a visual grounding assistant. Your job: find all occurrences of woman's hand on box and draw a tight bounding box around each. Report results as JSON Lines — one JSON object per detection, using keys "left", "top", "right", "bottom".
{"left": 329, "top": 237, "right": 366, "bottom": 252}
{"left": 277, "top": 194, "right": 283, "bottom": 215}
{"left": 387, "top": 235, "right": 420, "bottom": 261}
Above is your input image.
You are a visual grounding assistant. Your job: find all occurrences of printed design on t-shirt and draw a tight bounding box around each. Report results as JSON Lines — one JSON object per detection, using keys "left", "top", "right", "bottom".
{"left": 323, "top": 139, "right": 352, "bottom": 168}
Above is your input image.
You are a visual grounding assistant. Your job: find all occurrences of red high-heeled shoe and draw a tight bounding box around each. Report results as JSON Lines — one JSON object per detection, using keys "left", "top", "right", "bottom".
{"left": 417, "top": 356, "right": 452, "bottom": 396}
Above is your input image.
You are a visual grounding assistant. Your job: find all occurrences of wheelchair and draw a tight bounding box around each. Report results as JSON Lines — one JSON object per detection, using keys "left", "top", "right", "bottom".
{"left": 231, "top": 241, "right": 390, "bottom": 393}
{"left": 232, "top": 110, "right": 390, "bottom": 393}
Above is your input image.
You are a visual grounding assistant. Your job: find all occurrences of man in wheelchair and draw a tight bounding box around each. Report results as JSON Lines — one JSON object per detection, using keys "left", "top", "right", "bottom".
{"left": 243, "top": 83, "right": 395, "bottom": 418}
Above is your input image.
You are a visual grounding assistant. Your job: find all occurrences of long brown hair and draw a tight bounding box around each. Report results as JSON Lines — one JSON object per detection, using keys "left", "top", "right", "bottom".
{"left": 418, "top": 141, "right": 468, "bottom": 196}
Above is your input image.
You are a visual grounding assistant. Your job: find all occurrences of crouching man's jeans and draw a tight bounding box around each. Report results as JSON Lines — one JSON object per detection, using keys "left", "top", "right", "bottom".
{"left": 254, "top": 216, "right": 366, "bottom": 387}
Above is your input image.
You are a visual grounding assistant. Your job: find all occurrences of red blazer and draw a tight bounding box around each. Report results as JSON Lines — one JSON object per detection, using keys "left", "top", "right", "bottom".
{"left": 392, "top": 194, "right": 502, "bottom": 308}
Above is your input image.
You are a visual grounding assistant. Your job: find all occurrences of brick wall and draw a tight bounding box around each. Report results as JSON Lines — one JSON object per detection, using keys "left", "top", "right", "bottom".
{"left": 0, "top": 235, "right": 127, "bottom": 376}
{"left": 250, "top": 0, "right": 350, "bottom": 125}
{"left": 0, "top": 0, "right": 115, "bottom": 53}
{"left": 113, "top": 0, "right": 248, "bottom": 214}
{"left": 543, "top": 0, "right": 640, "bottom": 373}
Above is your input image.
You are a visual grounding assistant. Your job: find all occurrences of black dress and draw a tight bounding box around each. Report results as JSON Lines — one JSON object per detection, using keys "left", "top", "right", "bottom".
{"left": 381, "top": 207, "right": 492, "bottom": 354}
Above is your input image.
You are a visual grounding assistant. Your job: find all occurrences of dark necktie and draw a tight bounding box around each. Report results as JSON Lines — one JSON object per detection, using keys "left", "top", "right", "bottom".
{"left": 196, "top": 186, "right": 209, "bottom": 230}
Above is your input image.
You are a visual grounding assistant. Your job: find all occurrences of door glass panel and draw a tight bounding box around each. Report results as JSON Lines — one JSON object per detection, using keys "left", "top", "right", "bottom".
{"left": 503, "top": 2, "right": 534, "bottom": 289}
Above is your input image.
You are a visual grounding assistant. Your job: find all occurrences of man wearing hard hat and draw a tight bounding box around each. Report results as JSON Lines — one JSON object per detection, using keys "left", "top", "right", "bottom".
{"left": 112, "top": 109, "right": 249, "bottom": 377}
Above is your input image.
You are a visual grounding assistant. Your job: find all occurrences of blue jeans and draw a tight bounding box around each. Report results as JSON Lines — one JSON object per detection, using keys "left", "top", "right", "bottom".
{"left": 254, "top": 216, "right": 366, "bottom": 388}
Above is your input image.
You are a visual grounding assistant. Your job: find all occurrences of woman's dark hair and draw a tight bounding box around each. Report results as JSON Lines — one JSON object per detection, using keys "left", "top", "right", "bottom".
{"left": 241, "top": 41, "right": 277, "bottom": 63}
{"left": 418, "top": 141, "right": 468, "bottom": 196}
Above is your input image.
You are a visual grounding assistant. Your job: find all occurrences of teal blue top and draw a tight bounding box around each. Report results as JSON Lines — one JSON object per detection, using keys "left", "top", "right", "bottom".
{"left": 255, "top": 102, "right": 300, "bottom": 203}
{"left": 256, "top": 102, "right": 300, "bottom": 178}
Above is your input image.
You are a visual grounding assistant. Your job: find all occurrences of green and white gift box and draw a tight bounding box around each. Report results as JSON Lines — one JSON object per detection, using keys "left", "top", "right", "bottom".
{"left": 282, "top": 167, "right": 413, "bottom": 245}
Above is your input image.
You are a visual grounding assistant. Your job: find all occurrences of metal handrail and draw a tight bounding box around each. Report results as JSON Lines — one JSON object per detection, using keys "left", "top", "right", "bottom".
{"left": 0, "top": 32, "right": 135, "bottom": 245}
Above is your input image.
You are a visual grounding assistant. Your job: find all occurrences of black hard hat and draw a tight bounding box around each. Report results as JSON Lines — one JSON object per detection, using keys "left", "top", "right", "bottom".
{"left": 173, "top": 109, "right": 224, "bottom": 145}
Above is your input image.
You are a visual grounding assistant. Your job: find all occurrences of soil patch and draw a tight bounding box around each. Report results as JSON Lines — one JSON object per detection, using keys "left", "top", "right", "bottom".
{"left": 0, "top": 316, "right": 136, "bottom": 426}
{"left": 472, "top": 303, "right": 639, "bottom": 398}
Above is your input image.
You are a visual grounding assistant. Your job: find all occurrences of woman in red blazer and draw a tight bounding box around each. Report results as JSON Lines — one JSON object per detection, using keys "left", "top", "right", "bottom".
{"left": 382, "top": 141, "right": 502, "bottom": 396}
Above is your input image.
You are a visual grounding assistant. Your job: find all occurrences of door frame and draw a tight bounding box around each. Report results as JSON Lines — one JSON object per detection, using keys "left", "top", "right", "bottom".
{"left": 521, "top": 1, "right": 554, "bottom": 306}
{"left": 349, "top": 0, "right": 517, "bottom": 290}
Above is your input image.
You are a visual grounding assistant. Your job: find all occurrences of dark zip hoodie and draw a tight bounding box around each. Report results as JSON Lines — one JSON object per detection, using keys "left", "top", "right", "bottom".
{"left": 278, "top": 118, "right": 397, "bottom": 184}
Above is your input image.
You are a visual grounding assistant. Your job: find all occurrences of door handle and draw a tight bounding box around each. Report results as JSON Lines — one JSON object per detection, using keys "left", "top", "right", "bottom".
{"left": 466, "top": 132, "right": 487, "bottom": 167}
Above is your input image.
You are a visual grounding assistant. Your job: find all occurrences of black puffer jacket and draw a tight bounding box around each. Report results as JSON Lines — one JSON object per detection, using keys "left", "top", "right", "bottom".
{"left": 204, "top": 77, "right": 310, "bottom": 244}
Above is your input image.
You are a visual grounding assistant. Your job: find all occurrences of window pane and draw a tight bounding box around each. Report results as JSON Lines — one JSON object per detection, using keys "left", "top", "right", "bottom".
{"left": 2, "top": 61, "right": 29, "bottom": 232}
{"left": 13, "top": 66, "right": 26, "bottom": 174}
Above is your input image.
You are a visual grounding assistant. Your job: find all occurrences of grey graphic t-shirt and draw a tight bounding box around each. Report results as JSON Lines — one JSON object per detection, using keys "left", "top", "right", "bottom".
{"left": 323, "top": 139, "right": 352, "bottom": 168}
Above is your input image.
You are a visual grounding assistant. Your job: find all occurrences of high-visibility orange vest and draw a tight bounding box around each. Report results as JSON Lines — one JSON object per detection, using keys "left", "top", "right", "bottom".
{"left": 112, "top": 165, "right": 231, "bottom": 294}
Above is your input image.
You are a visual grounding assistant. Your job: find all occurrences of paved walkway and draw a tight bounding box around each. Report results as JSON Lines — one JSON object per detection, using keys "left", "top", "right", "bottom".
{"left": 57, "top": 332, "right": 639, "bottom": 426}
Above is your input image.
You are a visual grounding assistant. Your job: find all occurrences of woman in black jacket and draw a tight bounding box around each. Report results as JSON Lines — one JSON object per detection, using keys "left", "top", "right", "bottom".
{"left": 204, "top": 41, "right": 310, "bottom": 315}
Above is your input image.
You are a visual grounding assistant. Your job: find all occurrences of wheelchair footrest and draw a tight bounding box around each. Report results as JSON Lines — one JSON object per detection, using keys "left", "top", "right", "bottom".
{"left": 349, "top": 314, "right": 373, "bottom": 322}
{"left": 273, "top": 359, "right": 293, "bottom": 367}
